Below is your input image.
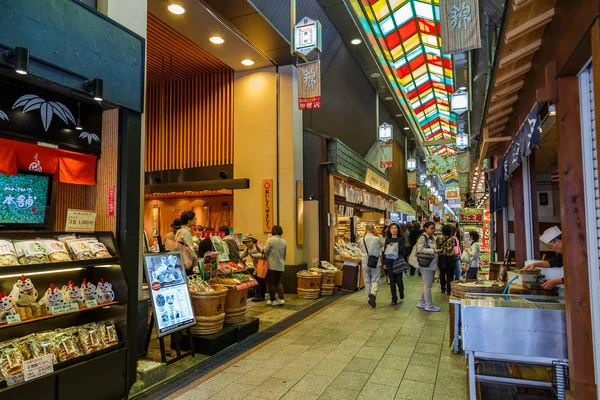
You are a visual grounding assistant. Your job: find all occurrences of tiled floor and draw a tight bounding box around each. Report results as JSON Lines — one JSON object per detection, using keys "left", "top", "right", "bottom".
{"left": 171, "top": 274, "right": 468, "bottom": 400}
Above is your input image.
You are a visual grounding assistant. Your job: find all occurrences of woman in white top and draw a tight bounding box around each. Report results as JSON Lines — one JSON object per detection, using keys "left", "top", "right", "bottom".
{"left": 176, "top": 211, "right": 199, "bottom": 274}
{"left": 464, "top": 231, "right": 481, "bottom": 280}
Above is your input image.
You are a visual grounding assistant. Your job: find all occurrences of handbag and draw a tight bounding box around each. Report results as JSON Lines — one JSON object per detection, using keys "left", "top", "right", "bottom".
{"left": 363, "top": 237, "right": 379, "bottom": 268}
{"left": 416, "top": 235, "right": 434, "bottom": 268}
{"left": 392, "top": 255, "right": 409, "bottom": 275}
{"left": 256, "top": 257, "right": 269, "bottom": 279}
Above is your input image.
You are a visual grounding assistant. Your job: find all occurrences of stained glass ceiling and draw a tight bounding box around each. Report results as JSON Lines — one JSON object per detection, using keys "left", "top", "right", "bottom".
{"left": 353, "top": 0, "right": 457, "bottom": 155}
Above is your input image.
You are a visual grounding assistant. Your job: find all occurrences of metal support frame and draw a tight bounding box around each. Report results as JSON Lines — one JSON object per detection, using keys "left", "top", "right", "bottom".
{"left": 450, "top": 298, "right": 462, "bottom": 354}
{"left": 522, "top": 157, "right": 534, "bottom": 260}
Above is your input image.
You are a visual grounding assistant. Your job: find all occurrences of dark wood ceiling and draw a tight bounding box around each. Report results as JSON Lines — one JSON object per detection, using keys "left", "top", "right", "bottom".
{"left": 147, "top": 13, "right": 232, "bottom": 85}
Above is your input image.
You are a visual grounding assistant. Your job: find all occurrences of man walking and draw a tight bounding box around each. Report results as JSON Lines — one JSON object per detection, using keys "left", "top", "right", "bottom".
{"left": 433, "top": 215, "right": 443, "bottom": 241}
{"left": 358, "top": 224, "right": 383, "bottom": 308}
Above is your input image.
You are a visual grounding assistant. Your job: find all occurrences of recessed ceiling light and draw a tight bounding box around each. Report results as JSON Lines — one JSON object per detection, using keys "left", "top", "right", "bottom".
{"left": 210, "top": 36, "right": 225, "bottom": 44}
{"left": 241, "top": 59, "right": 255, "bottom": 66}
{"left": 395, "top": 114, "right": 402, "bottom": 117}
{"left": 385, "top": 96, "right": 393, "bottom": 101}
{"left": 351, "top": 38, "right": 362, "bottom": 45}
{"left": 459, "top": 86, "right": 467, "bottom": 91}
{"left": 168, "top": 4, "right": 185, "bottom": 14}
{"left": 403, "top": 127, "right": 409, "bottom": 131}
{"left": 370, "top": 72, "right": 381, "bottom": 78}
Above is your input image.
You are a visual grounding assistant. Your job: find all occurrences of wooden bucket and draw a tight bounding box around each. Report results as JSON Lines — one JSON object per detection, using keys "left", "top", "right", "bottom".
{"left": 224, "top": 287, "right": 248, "bottom": 324}
{"left": 450, "top": 280, "right": 506, "bottom": 298}
{"left": 297, "top": 273, "right": 321, "bottom": 299}
{"left": 189, "top": 285, "right": 227, "bottom": 335}
{"left": 320, "top": 272, "right": 336, "bottom": 296}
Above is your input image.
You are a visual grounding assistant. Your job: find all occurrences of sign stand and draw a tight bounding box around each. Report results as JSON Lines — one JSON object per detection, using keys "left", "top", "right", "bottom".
{"left": 144, "top": 311, "right": 195, "bottom": 365}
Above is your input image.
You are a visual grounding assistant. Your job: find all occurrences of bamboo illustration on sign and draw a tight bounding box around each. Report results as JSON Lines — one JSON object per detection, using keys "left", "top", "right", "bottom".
{"left": 79, "top": 131, "right": 100, "bottom": 144}
{"left": 12, "top": 95, "right": 76, "bottom": 131}
{"left": 0, "top": 110, "right": 8, "bottom": 121}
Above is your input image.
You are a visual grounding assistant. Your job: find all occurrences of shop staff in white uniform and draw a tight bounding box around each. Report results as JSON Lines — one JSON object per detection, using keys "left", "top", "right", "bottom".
{"left": 524, "top": 226, "right": 564, "bottom": 290}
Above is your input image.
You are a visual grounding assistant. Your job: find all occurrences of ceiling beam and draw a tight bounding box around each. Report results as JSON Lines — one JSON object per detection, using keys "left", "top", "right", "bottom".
{"left": 487, "top": 107, "right": 514, "bottom": 122}
{"left": 489, "top": 95, "right": 519, "bottom": 114}
{"left": 495, "top": 63, "right": 532, "bottom": 86}
{"left": 499, "top": 39, "right": 542, "bottom": 68}
{"left": 492, "top": 81, "right": 525, "bottom": 100}
{"left": 513, "top": 0, "right": 539, "bottom": 11}
{"left": 505, "top": 8, "right": 555, "bottom": 44}
{"left": 423, "top": 139, "right": 454, "bottom": 146}
{"left": 488, "top": 117, "right": 510, "bottom": 129}
{"left": 486, "top": 136, "right": 512, "bottom": 143}
{"left": 489, "top": 126, "right": 506, "bottom": 137}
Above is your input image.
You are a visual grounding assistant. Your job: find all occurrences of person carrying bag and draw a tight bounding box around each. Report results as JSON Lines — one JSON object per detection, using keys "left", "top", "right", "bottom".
{"left": 413, "top": 222, "right": 440, "bottom": 312}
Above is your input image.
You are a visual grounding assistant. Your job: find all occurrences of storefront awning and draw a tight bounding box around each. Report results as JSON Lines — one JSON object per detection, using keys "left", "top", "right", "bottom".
{"left": 395, "top": 199, "right": 416, "bottom": 216}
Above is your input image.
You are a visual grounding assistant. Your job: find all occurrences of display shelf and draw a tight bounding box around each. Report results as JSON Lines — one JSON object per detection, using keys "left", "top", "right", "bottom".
{"left": 0, "top": 257, "right": 120, "bottom": 275}
{"left": 0, "top": 301, "right": 118, "bottom": 330}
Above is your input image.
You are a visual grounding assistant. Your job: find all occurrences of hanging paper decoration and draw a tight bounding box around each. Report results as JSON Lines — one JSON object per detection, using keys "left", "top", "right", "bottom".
{"left": 407, "top": 172, "right": 417, "bottom": 188}
{"left": 426, "top": 154, "right": 457, "bottom": 175}
{"left": 456, "top": 152, "right": 471, "bottom": 173}
{"left": 380, "top": 144, "right": 393, "bottom": 168}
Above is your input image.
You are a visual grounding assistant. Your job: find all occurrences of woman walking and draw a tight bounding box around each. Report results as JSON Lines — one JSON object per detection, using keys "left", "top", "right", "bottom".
{"left": 436, "top": 224, "right": 456, "bottom": 295}
{"left": 380, "top": 225, "right": 390, "bottom": 284}
{"left": 408, "top": 221, "right": 423, "bottom": 276}
{"left": 264, "top": 225, "right": 287, "bottom": 306}
{"left": 240, "top": 234, "right": 267, "bottom": 302}
{"left": 463, "top": 231, "right": 481, "bottom": 280}
{"left": 412, "top": 221, "right": 440, "bottom": 312}
{"left": 384, "top": 223, "right": 406, "bottom": 304}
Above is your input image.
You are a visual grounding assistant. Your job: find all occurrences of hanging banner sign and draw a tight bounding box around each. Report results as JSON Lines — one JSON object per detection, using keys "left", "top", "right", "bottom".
{"left": 293, "top": 16, "right": 322, "bottom": 59}
{"left": 378, "top": 123, "right": 393, "bottom": 141}
{"left": 262, "top": 179, "right": 274, "bottom": 233}
{"left": 107, "top": 186, "right": 115, "bottom": 217}
{"left": 296, "top": 180, "right": 304, "bottom": 245}
{"left": 298, "top": 60, "right": 321, "bottom": 110}
{"left": 441, "top": 0, "right": 482, "bottom": 54}
{"left": 380, "top": 144, "right": 393, "bottom": 168}
{"left": 407, "top": 172, "right": 417, "bottom": 188}
{"left": 65, "top": 209, "right": 96, "bottom": 233}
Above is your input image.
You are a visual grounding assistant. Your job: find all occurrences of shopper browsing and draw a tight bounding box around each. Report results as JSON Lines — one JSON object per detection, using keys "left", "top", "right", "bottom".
{"left": 176, "top": 211, "right": 199, "bottom": 274}
{"left": 410, "top": 221, "right": 440, "bottom": 312}
{"left": 263, "top": 225, "right": 287, "bottom": 306}
{"left": 358, "top": 224, "right": 383, "bottom": 308}
{"left": 463, "top": 231, "right": 481, "bottom": 280}
{"left": 240, "top": 234, "right": 267, "bottom": 302}
{"left": 433, "top": 215, "right": 443, "bottom": 241}
{"left": 436, "top": 224, "right": 457, "bottom": 295}
{"left": 384, "top": 223, "right": 406, "bottom": 305}
{"left": 219, "top": 226, "right": 241, "bottom": 263}
{"left": 164, "top": 218, "right": 182, "bottom": 251}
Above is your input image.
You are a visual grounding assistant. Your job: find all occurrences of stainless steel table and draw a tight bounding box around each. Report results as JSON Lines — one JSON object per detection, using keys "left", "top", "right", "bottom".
{"left": 449, "top": 297, "right": 461, "bottom": 354}
{"left": 461, "top": 294, "right": 568, "bottom": 400}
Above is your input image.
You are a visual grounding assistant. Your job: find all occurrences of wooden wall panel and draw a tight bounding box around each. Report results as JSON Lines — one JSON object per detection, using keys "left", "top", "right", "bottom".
{"left": 53, "top": 183, "right": 91, "bottom": 231}
{"left": 145, "top": 71, "right": 234, "bottom": 172}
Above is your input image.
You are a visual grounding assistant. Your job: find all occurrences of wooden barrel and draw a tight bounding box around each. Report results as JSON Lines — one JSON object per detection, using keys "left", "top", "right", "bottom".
{"left": 189, "top": 286, "right": 227, "bottom": 335}
{"left": 450, "top": 280, "right": 506, "bottom": 298}
{"left": 489, "top": 262, "right": 503, "bottom": 281}
{"left": 320, "top": 272, "right": 336, "bottom": 296}
{"left": 297, "top": 273, "right": 321, "bottom": 299}
{"left": 224, "top": 287, "right": 248, "bottom": 324}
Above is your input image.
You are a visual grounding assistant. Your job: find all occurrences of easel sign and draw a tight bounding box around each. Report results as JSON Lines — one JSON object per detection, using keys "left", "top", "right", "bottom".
{"left": 143, "top": 253, "right": 195, "bottom": 337}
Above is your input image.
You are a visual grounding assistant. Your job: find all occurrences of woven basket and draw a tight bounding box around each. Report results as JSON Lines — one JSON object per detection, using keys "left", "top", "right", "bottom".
{"left": 451, "top": 279, "right": 506, "bottom": 298}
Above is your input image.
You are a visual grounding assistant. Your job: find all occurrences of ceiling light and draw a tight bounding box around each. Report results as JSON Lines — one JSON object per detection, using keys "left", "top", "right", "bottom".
{"left": 548, "top": 102, "right": 556, "bottom": 116}
{"left": 85, "top": 78, "right": 104, "bottom": 102}
{"left": 351, "top": 39, "right": 362, "bottom": 45}
{"left": 5, "top": 47, "right": 29, "bottom": 75}
{"left": 385, "top": 96, "right": 393, "bottom": 101}
{"left": 168, "top": 4, "right": 185, "bottom": 14}
{"left": 370, "top": 72, "right": 381, "bottom": 78}
{"left": 458, "top": 86, "right": 467, "bottom": 91}
{"left": 395, "top": 114, "right": 402, "bottom": 117}
{"left": 403, "top": 127, "right": 409, "bottom": 131}
{"left": 209, "top": 36, "right": 225, "bottom": 44}
{"left": 241, "top": 59, "right": 254, "bottom": 66}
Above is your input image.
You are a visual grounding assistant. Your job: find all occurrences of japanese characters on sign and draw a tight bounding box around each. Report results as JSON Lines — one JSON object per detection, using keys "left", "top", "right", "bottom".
{"left": 378, "top": 123, "right": 393, "bottom": 142}
{"left": 262, "top": 179, "right": 274, "bottom": 233}
{"left": 380, "top": 144, "right": 393, "bottom": 168}
{"left": 296, "top": 180, "right": 304, "bottom": 246}
{"left": 65, "top": 209, "right": 97, "bottom": 233}
{"left": 298, "top": 60, "right": 321, "bottom": 110}
{"left": 365, "top": 169, "right": 390, "bottom": 194}
{"left": 107, "top": 186, "right": 115, "bottom": 217}
{"left": 459, "top": 208, "right": 484, "bottom": 226}
{"left": 407, "top": 172, "right": 417, "bottom": 188}
{"left": 293, "top": 17, "right": 322, "bottom": 59}
{"left": 440, "top": 0, "right": 481, "bottom": 54}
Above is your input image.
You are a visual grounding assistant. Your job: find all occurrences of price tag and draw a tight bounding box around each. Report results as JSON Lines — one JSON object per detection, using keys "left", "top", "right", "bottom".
{"left": 51, "top": 304, "right": 72, "bottom": 315}
{"left": 85, "top": 299, "right": 98, "bottom": 308}
{"left": 69, "top": 303, "right": 80, "bottom": 311}
{"left": 6, "top": 373, "right": 24, "bottom": 386}
{"left": 23, "top": 355, "right": 54, "bottom": 382}
{"left": 6, "top": 314, "right": 21, "bottom": 324}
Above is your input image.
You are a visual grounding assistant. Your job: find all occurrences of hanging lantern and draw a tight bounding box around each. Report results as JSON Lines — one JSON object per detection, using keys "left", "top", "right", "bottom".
{"left": 407, "top": 157, "right": 417, "bottom": 171}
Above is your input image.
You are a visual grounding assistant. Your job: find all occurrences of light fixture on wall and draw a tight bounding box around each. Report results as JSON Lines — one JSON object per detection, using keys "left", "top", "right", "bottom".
{"left": 241, "top": 59, "right": 254, "bottom": 66}
{"left": 168, "top": 4, "right": 185, "bottom": 14}
{"left": 350, "top": 38, "right": 362, "bottom": 45}
{"left": 5, "top": 47, "right": 29, "bottom": 75}
{"left": 75, "top": 102, "right": 83, "bottom": 130}
{"left": 548, "top": 102, "right": 556, "bottom": 116}
{"left": 85, "top": 78, "right": 104, "bottom": 102}
{"left": 210, "top": 36, "right": 225, "bottom": 44}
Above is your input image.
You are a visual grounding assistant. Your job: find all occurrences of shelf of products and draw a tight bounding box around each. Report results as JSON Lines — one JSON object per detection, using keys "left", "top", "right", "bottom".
{"left": 336, "top": 216, "right": 352, "bottom": 243}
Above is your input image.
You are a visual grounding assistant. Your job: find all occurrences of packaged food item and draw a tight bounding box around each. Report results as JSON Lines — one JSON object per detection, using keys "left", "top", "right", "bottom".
{"left": 62, "top": 281, "right": 83, "bottom": 308}
{"left": 77, "top": 323, "right": 103, "bottom": 354}
{"left": 54, "top": 331, "right": 80, "bottom": 362}
{"left": 88, "top": 241, "right": 111, "bottom": 259}
{"left": 57, "top": 235, "right": 77, "bottom": 244}
{"left": 36, "top": 332, "right": 58, "bottom": 364}
{"left": 0, "top": 342, "right": 23, "bottom": 377}
{"left": 38, "top": 284, "right": 68, "bottom": 309}
{"left": 14, "top": 240, "right": 49, "bottom": 264}
{"left": 15, "top": 307, "right": 27, "bottom": 321}
{"left": 24, "top": 307, "right": 33, "bottom": 319}
{"left": 96, "top": 279, "right": 115, "bottom": 304}
{"left": 67, "top": 240, "right": 93, "bottom": 260}
{"left": 0, "top": 240, "right": 18, "bottom": 266}
{"left": 44, "top": 240, "right": 72, "bottom": 262}
{"left": 16, "top": 334, "right": 41, "bottom": 361}
{"left": 30, "top": 303, "right": 42, "bottom": 318}
{"left": 81, "top": 279, "right": 99, "bottom": 304}
{"left": 0, "top": 292, "right": 17, "bottom": 325}
{"left": 98, "top": 321, "right": 119, "bottom": 347}
{"left": 9, "top": 275, "right": 39, "bottom": 306}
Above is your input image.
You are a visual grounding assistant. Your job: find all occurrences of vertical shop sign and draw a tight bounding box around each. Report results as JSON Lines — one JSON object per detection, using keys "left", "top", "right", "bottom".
{"left": 293, "top": 17, "right": 322, "bottom": 59}
{"left": 440, "top": 0, "right": 481, "bottom": 54}
{"left": 380, "top": 144, "right": 393, "bottom": 168}
{"left": 262, "top": 180, "right": 273, "bottom": 233}
{"left": 407, "top": 172, "right": 417, "bottom": 188}
{"left": 298, "top": 60, "right": 321, "bottom": 110}
{"left": 107, "top": 186, "right": 115, "bottom": 217}
{"left": 296, "top": 180, "right": 304, "bottom": 245}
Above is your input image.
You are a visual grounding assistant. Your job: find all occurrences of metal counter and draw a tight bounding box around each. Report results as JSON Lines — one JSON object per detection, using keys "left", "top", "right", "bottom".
{"left": 460, "top": 294, "right": 568, "bottom": 399}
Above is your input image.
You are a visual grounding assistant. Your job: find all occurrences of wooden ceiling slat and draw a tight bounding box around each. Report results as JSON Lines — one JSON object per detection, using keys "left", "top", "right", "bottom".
{"left": 499, "top": 39, "right": 542, "bottom": 68}
{"left": 488, "top": 117, "right": 510, "bottom": 129}
{"left": 495, "top": 62, "right": 532, "bottom": 86}
{"left": 505, "top": 8, "right": 555, "bottom": 43}
{"left": 488, "top": 107, "right": 514, "bottom": 122}
{"left": 492, "top": 81, "right": 524, "bottom": 100}
{"left": 489, "top": 95, "right": 519, "bottom": 113}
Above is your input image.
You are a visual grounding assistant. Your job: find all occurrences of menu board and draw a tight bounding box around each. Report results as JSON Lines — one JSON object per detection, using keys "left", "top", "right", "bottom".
{"left": 143, "top": 252, "right": 195, "bottom": 337}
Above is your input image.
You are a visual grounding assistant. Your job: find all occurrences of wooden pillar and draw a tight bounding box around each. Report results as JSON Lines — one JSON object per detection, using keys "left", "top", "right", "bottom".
{"left": 556, "top": 76, "right": 597, "bottom": 399}
{"left": 511, "top": 165, "right": 527, "bottom": 267}
{"left": 495, "top": 208, "right": 505, "bottom": 260}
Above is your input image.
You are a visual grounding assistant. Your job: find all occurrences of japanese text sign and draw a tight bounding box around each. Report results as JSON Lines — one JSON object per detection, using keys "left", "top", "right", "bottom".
{"left": 65, "top": 209, "right": 96, "bottom": 233}
{"left": 23, "top": 354, "right": 53, "bottom": 382}
{"left": 298, "top": 60, "right": 321, "bottom": 110}
{"left": 459, "top": 208, "right": 484, "bottom": 226}
{"left": 107, "top": 186, "right": 115, "bottom": 217}
{"left": 293, "top": 16, "right": 322, "bottom": 59}
{"left": 441, "top": 0, "right": 481, "bottom": 54}
{"left": 262, "top": 179, "right": 273, "bottom": 233}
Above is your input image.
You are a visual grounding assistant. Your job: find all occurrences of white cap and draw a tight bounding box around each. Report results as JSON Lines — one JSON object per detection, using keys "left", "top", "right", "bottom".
{"left": 540, "top": 226, "right": 561, "bottom": 244}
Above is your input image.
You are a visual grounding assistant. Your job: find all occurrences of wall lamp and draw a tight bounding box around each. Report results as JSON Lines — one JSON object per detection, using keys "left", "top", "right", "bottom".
{"left": 5, "top": 47, "right": 29, "bottom": 75}
{"left": 85, "top": 78, "right": 104, "bottom": 102}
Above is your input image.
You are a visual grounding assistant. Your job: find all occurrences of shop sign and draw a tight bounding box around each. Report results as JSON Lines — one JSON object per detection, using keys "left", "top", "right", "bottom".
{"left": 456, "top": 132, "right": 469, "bottom": 149}
{"left": 365, "top": 169, "right": 390, "bottom": 194}
{"left": 293, "top": 16, "right": 322, "bottom": 59}
{"left": 296, "top": 180, "right": 304, "bottom": 245}
{"left": 23, "top": 354, "right": 53, "bottom": 382}
{"left": 446, "top": 189, "right": 460, "bottom": 199}
{"left": 459, "top": 208, "right": 484, "bottom": 225}
{"left": 200, "top": 231, "right": 225, "bottom": 239}
{"left": 298, "top": 60, "right": 321, "bottom": 110}
{"left": 380, "top": 144, "right": 392, "bottom": 168}
{"left": 407, "top": 158, "right": 417, "bottom": 171}
{"left": 441, "top": 0, "right": 481, "bottom": 54}
{"left": 107, "top": 186, "right": 115, "bottom": 217}
{"left": 378, "top": 123, "right": 393, "bottom": 142}
{"left": 407, "top": 172, "right": 417, "bottom": 188}
{"left": 65, "top": 209, "right": 96, "bottom": 233}
{"left": 262, "top": 179, "right": 274, "bottom": 233}
{"left": 450, "top": 90, "right": 469, "bottom": 115}
{"left": 0, "top": 77, "right": 102, "bottom": 154}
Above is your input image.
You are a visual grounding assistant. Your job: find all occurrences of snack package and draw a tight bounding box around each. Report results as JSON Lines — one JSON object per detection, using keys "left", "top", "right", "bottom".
{"left": 14, "top": 240, "right": 49, "bottom": 265}
{"left": 44, "top": 240, "right": 72, "bottom": 263}
{"left": 30, "top": 303, "right": 42, "bottom": 318}
{"left": 98, "top": 321, "right": 119, "bottom": 347}
{"left": 53, "top": 331, "right": 80, "bottom": 362}
{"left": 96, "top": 279, "right": 115, "bottom": 304}
{"left": 0, "top": 342, "right": 24, "bottom": 378}
{"left": 67, "top": 240, "right": 93, "bottom": 260}
{"left": 88, "top": 242, "right": 111, "bottom": 259}
{"left": 16, "top": 334, "right": 41, "bottom": 361}
{"left": 38, "top": 284, "right": 68, "bottom": 309}
{"left": 9, "top": 275, "right": 38, "bottom": 307}
{"left": 36, "top": 332, "right": 58, "bottom": 364}
{"left": 0, "top": 240, "right": 18, "bottom": 266}
{"left": 62, "top": 281, "right": 83, "bottom": 309}
{"left": 77, "top": 323, "right": 103, "bottom": 354}
{"left": 0, "top": 292, "right": 17, "bottom": 325}
{"left": 81, "top": 279, "right": 99, "bottom": 304}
